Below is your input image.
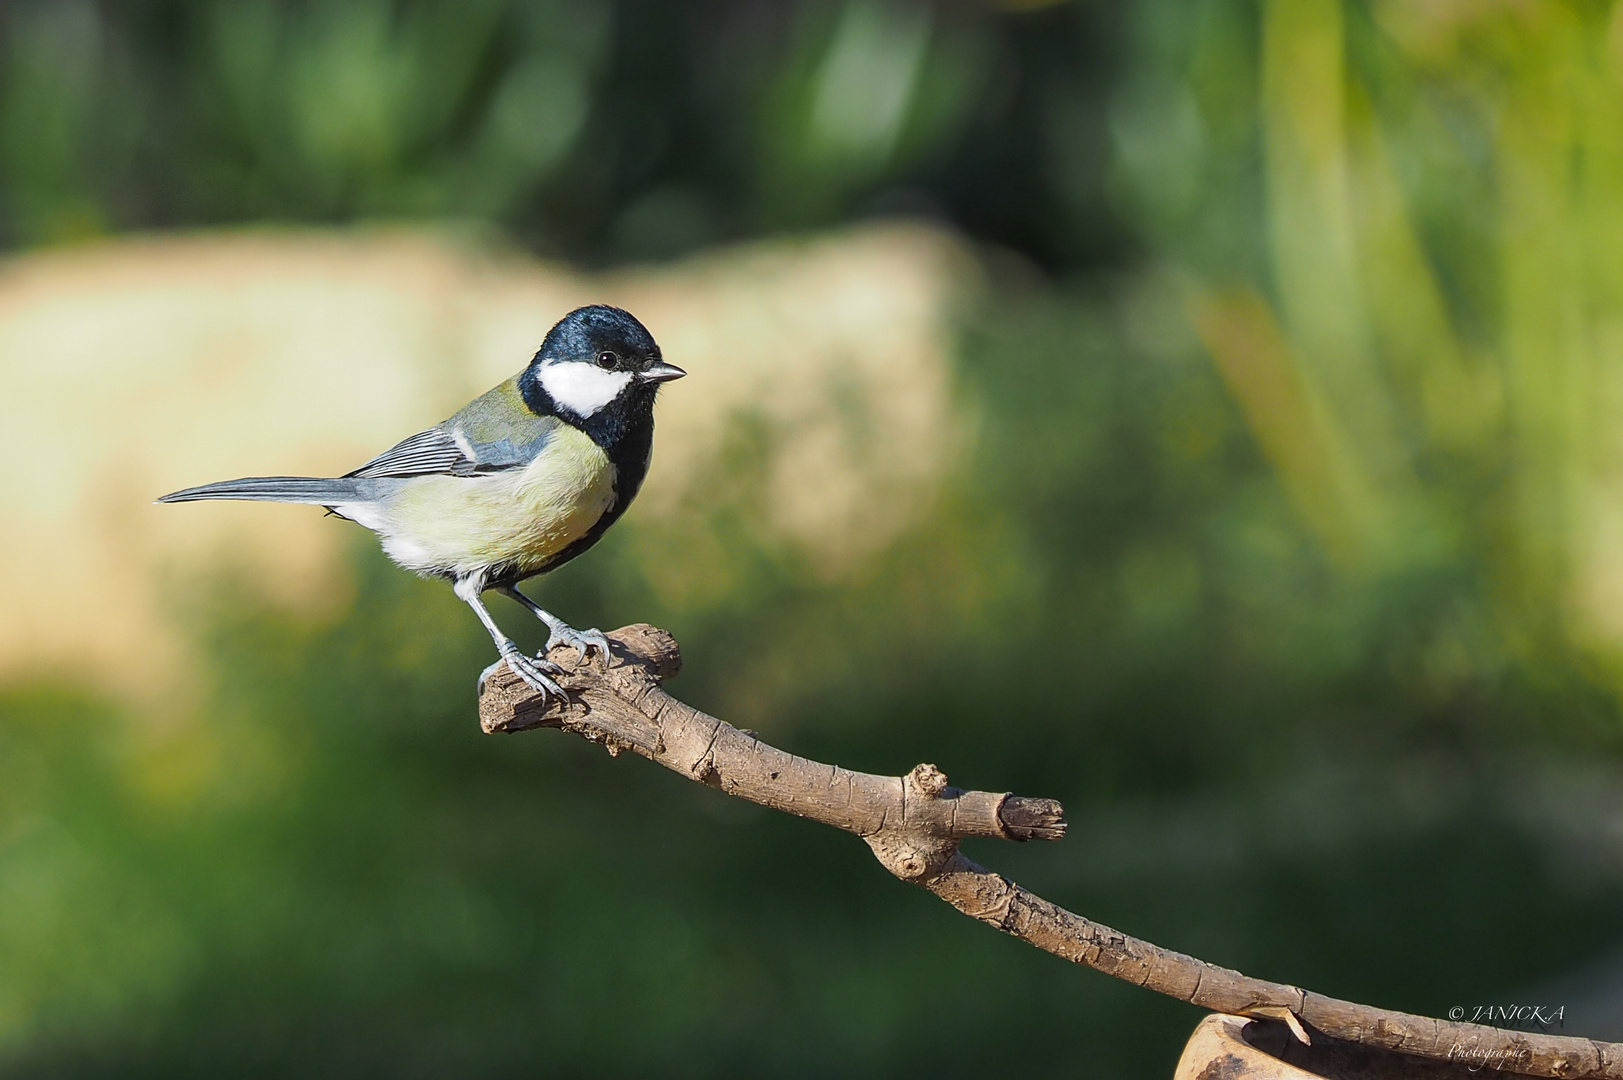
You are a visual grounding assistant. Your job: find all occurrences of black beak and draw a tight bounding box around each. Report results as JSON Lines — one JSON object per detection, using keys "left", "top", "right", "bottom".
{"left": 642, "top": 362, "right": 687, "bottom": 383}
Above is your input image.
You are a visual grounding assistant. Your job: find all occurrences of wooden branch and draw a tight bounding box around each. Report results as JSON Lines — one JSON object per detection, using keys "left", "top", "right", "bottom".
{"left": 479, "top": 625, "right": 1622, "bottom": 1080}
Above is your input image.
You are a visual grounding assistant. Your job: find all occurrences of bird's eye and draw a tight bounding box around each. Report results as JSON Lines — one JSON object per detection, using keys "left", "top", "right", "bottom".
{"left": 596, "top": 351, "right": 618, "bottom": 370}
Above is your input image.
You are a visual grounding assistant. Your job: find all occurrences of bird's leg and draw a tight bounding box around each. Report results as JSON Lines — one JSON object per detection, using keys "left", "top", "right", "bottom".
{"left": 455, "top": 577, "right": 566, "bottom": 699}
{"left": 499, "top": 586, "right": 613, "bottom": 666}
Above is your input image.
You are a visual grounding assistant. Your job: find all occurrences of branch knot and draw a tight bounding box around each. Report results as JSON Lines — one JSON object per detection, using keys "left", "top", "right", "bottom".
{"left": 906, "top": 763, "right": 950, "bottom": 798}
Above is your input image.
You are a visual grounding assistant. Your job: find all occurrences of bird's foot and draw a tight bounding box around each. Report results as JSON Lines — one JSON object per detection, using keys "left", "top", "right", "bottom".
{"left": 478, "top": 643, "right": 567, "bottom": 701}
{"left": 545, "top": 621, "right": 613, "bottom": 667}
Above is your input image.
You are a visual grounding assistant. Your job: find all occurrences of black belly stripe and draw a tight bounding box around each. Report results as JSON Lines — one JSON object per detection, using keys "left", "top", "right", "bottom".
{"left": 491, "top": 411, "right": 656, "bottom": 588}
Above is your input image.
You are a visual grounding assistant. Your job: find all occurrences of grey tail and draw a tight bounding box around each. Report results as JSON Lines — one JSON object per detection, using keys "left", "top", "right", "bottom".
{"left": 156, "top": 476, "right": 372, "bottom": 505}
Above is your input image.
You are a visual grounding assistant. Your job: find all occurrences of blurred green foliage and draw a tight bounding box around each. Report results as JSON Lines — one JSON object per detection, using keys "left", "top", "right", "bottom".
{"left": 0, "top": 0, "right": 1126, "bottom": 263}
{"left": 6, "top": 0, "right": 1623, "bottom": 1076}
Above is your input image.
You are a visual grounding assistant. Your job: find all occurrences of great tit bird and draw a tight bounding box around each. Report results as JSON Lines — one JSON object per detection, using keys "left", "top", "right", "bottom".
{"left": 158, "top": 305, "right": 685, "bottom": 702}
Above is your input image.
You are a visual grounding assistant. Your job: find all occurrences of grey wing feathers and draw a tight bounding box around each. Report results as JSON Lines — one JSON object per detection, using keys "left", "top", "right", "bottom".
{"left": 343, "top": 419, "right": 554, "bottom": 479}
{"left": 345, "top": 427, "right": 478, "bottom": 479}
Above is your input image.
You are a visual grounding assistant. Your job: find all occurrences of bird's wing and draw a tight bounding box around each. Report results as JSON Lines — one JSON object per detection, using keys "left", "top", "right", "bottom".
{"left": 345, "top": 427, "right": 479, "bottom": 479}
{"left": 345, "top": 380, "right": 562, "bottom": 480}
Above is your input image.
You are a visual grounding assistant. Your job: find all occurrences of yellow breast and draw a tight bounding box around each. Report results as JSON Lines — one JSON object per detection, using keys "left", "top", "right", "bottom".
{"left": 379, "top": 424, "right": 617, "bottom": 577}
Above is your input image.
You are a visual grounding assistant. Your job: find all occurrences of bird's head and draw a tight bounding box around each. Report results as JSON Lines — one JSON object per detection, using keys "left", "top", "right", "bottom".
{"left": 525, "top": 305, "right": 684, "bottom": 424}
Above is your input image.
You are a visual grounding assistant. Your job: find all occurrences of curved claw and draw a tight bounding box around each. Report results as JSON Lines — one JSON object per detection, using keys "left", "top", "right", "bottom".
{"left": 547, "top": 624, "right": 613, "bottom": 667}
{"left": 476, "top": 658, "right": 505, "bottom": 696}
{"left": 479, "top": 645, "right": 567, "bottom": 701}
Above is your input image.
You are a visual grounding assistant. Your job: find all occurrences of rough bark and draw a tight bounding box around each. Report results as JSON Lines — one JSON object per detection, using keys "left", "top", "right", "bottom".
{"left": 479, "top": 625, "right": 1620, "bottom": 1080}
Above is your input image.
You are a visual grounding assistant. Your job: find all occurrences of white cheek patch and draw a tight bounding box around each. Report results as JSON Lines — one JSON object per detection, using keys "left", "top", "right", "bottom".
{"left": 540, "top": 362, "right": 634, "bottom": 417}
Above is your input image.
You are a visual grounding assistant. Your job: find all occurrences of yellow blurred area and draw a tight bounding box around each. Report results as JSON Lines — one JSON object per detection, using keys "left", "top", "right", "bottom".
{"left": 0, "top": 223, "right": 977, "bottom": 702}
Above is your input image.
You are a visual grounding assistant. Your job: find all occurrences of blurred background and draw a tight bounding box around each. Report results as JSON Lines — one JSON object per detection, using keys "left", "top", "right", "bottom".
{"left": 3, "top": 0, "right": 1623, "bottom": 1075}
